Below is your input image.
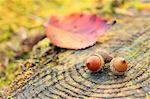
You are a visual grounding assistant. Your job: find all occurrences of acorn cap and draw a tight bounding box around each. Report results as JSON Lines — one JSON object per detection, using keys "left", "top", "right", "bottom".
{"left": 97, "top": 50, "right": 113, "bottom": 63}
{"left": 110, "top": 57, "right": 128, "bottom": 75}
{"left": 86, "top": 55, "right": 104, "bottom": 72}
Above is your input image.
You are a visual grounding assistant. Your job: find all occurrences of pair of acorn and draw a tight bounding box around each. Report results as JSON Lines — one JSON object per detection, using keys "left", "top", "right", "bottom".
{"left": 85, "top": 50, "right": 128, "bottom": 75}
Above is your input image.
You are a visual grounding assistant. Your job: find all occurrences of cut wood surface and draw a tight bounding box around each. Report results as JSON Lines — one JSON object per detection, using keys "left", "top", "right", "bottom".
{"left": 2, "top": 14, "right": 150, "bottom": 98}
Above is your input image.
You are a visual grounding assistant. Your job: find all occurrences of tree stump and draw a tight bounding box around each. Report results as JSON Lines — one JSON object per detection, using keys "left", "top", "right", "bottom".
{"left": 2, "top": 15, "right": 150, "bottom": 99}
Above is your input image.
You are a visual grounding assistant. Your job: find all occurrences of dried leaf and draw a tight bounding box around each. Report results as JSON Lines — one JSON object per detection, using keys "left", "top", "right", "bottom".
{"left": 46, "top": 13, "right": 110, "bottom": 49}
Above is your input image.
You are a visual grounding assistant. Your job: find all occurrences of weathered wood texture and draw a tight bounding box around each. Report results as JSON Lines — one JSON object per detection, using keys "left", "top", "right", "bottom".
{"left": 2, "top": 15, "right": 150, "bottom": 98}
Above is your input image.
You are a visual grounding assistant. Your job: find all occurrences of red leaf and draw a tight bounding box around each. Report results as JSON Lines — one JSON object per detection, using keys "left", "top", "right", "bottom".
{"left": 45, "top": 13, "right": 110, "bottom": 49}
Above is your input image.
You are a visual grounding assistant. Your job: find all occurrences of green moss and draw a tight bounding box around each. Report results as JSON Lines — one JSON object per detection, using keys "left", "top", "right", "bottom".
{"left": 0, "top": 62, "right": 22, "bottom": 88}
{"left": 0, "top": 77, "right": 11, "bottom": 88}
{"left": 0, "top": 32, "right": 11, "bottom": 43}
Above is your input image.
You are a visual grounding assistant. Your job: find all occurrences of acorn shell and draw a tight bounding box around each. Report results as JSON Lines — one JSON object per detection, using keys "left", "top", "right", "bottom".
{"left": 110, "top": 57, "right": 128, "bottom": 75}
{"left": 86, "top": 55, "right": 104, "bottom": 72}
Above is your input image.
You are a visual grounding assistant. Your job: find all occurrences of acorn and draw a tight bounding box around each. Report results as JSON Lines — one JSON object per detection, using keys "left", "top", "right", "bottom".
{"left": 85, "top": 55, "right": 104, "bottom": 72}
{"left": 110, "top": 57, "right": 128, "bottom": 75}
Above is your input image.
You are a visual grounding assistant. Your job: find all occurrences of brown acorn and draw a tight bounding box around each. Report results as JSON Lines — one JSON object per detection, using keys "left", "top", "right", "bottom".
{"left": 85, "top": 55, "right": 104, "bottom": 72}
{"left": 110, "top": 57, "right": 128, "bottom": 75}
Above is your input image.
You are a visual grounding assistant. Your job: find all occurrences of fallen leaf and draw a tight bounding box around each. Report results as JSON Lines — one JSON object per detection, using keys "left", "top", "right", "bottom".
{"left": 46, "top": 13, "right": 110, "bottom": 49}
